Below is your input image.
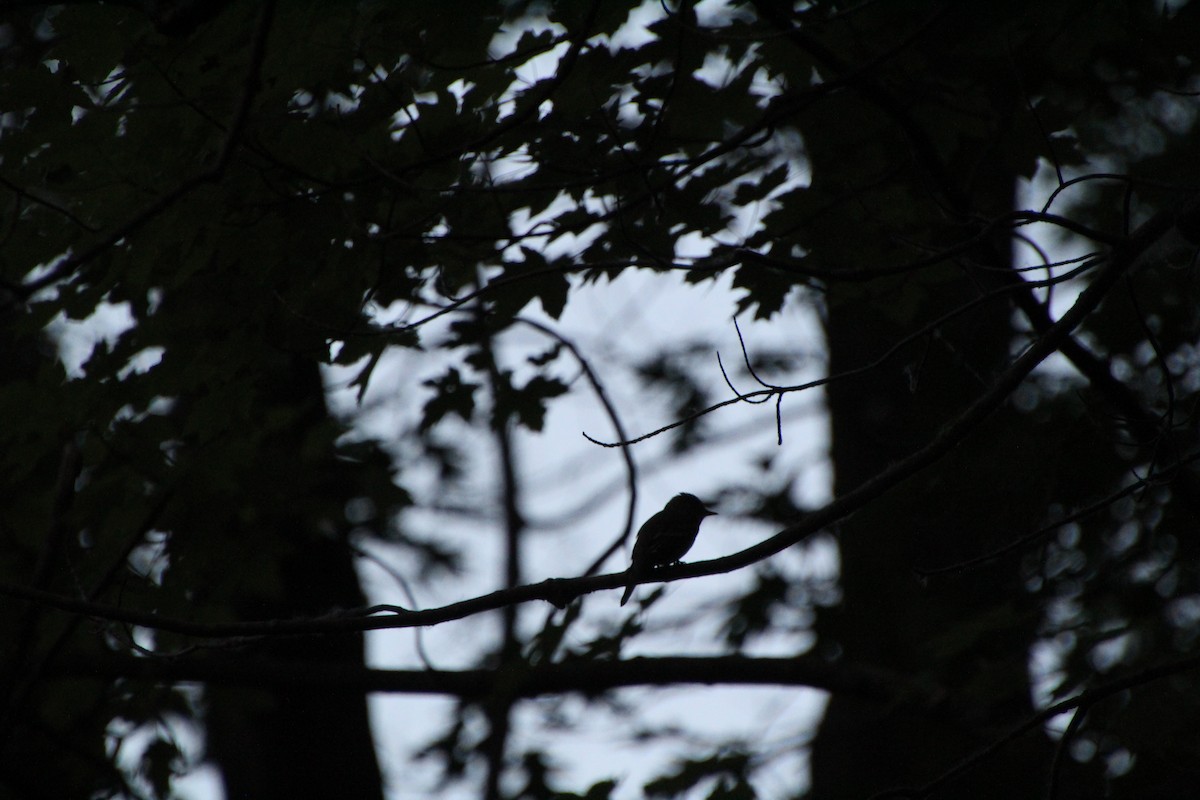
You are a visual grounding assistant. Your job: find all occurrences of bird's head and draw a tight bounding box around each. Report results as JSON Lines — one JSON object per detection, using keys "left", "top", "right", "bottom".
{"left": 669, "top": 493, "right": 717, "bottom": 519}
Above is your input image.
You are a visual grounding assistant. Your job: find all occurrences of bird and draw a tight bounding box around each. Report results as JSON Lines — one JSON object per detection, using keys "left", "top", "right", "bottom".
{"left": 620, "top": 493, "right": 717, "bottom": 606}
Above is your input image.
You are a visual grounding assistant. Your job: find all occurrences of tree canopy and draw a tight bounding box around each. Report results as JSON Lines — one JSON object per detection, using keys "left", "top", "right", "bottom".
{"left": 2, "top": 1, "right": 1200, "bottom": 798}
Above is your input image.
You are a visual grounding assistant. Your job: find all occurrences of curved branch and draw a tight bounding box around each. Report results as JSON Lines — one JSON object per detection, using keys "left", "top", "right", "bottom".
{"left": 585, "top": 257, "right": 1099, "bottom": 448}
{"left": 0, "top": 200, "right": 1186, "bottom": 642}
{"left": 515, "top": 317, "right": 640, "bottom": 576}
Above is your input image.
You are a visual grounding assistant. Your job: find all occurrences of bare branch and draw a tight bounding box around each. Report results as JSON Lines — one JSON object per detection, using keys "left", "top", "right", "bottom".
{"left": 585, "top": 258, "right": 1099, "bottom": 448}
{"left": 67, "top": 652, "right": 941, "bottom": 709}
{"left": 515, "top": 317, "right": 640, "bottom": 577}
{"left": 0, "top": 203, "right": 1187, "bottom": 645}
{"left": 915, "top": 450, "right": 1200, "bottom": 577}
{"left": 872, "top": 652, "right": 1200, "bottom": 799}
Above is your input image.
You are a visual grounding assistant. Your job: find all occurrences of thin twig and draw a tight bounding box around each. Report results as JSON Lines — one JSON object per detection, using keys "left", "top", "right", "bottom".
{"left": 585, "top": 259, "right": 1098, "bottom": 448}
{"left": 515, "top": 317, "right": 640, "bottom": 579}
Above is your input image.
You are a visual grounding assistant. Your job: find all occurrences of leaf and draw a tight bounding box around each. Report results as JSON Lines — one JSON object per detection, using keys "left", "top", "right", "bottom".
{"left": 139, "top": 738, "right": 182, "bottom": 800}
{"left": 492, "top": 247, "right": 570, "bottom": 321}
{"left": 498, "top": 373, "right": 568, "bottom": 432}
{"left": 528, "top": 343, "right": 564, "bottom": 368}
{"left": 580, "top": 779, "right": 618, "bottom": 800}
{"left": 420, "top": 367, "right": 480, "bottom": 431}
{"left": 644, "top": 752, "right": 754, "bottom": 799}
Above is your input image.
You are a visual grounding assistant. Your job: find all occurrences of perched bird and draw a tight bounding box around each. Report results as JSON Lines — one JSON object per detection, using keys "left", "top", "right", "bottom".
{"left": 620, "top": 493, "right": 717, "bottom": 606}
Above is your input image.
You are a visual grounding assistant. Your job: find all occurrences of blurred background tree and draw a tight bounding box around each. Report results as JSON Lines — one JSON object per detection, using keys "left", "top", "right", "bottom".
{"left": 1, "top": 1, "right": 1198, "bottom": 798}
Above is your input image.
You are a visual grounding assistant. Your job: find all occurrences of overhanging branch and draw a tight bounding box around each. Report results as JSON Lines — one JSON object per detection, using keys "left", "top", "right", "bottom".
{"left": 0, "top": 200, "right": 1191, "bottom": 640}
{"left": 66, "top": 652, "right": 933, "bottom": 707}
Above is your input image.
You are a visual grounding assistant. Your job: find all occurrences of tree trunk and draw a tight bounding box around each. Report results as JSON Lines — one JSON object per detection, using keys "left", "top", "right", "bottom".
{"left": 199, "top": 354, "right": 384, "bottom": 800}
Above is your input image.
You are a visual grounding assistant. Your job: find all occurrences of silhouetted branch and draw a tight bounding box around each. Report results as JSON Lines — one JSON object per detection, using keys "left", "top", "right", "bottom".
{"left": 66, "top": 652, "right": 939, "bottom": 707}
{"left": 915, "top": 450, "right": 1200, "bottom": 576}
{"left": 871, "top": 651, "right": 1200, "bottom": 799}
{"left": 0, "top": 199, "right": 1187, "bottom": 645}
{"left": 585, "top": 258, "right": 1098, "bottom": 448}
{"left": 516, "top": 317, "right": 640, "bottom": 577}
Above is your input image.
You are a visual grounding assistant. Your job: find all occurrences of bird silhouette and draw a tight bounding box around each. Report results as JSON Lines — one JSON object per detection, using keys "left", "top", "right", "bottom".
{"left": 620, "top": 493, "right": 716, "bottom": 606}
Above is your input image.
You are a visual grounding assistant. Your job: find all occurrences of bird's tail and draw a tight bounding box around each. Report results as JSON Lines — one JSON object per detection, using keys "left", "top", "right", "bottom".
{"left": 619, "top": 580, "right": 636, "bottom": 606}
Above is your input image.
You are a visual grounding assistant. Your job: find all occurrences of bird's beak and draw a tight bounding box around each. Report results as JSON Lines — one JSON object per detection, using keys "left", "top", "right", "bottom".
{"left": 704, "top": 508, "right": 717, "bottom": 516}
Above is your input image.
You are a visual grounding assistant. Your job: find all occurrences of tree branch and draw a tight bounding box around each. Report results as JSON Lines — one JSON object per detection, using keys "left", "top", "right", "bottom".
{"left": 65, "top": 652, "right": 938, "bottom": 708}
{"left": 0, "top": 198, "right": 1188, "bottom": 641}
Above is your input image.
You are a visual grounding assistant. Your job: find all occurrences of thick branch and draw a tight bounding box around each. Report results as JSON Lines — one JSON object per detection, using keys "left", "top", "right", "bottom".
{"left": 67, "top": 652, "right": 934, "bottom": 708}
{"left": 0, "top": 202, "right": 1188, "bottom": 640}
